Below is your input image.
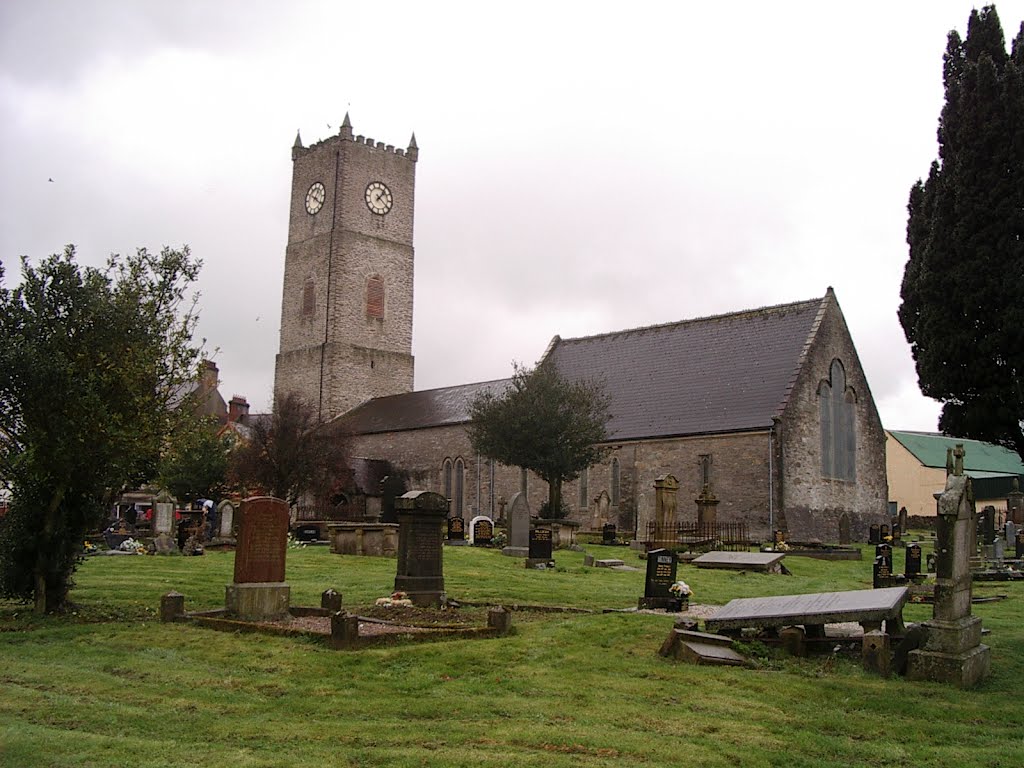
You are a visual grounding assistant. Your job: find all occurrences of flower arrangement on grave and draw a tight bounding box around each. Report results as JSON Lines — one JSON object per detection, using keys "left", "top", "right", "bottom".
{"left": 669, "top": 580, "right": 692, "bottom": 599}
{"left": 286, "top": 534, "right": 307, "bottom": 549}
{"left": 83, "top": 541, "right": 96, "bottom": 553}
{"left": 118, "top": 537, "right": 146, "bottom": 554}
{"left": 772, "top": 541, "right": 790, "bottom": 552}
{"left": 374, "top": 591, "right": 413, "bottom": 608}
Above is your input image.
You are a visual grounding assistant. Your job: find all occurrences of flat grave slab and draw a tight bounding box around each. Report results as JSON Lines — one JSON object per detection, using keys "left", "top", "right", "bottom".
{"left": 692, "top": 551, "right": 787, "bottom": 572}
{"left": 705, "top": 587, "right": 908, "bottom": 632}
{"left": 594, "top": 559, "right": 625, "bottom": 568}
{"left": 660, "top": 629, "right": 749, "bottom": 667}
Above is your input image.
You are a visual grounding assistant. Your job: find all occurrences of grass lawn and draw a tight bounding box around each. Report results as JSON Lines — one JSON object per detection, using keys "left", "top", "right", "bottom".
{"left": 1, "top": 541, "right": 1022, "bottom": 767}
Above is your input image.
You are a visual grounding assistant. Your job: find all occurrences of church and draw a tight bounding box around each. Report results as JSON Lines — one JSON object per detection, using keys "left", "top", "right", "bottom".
{"left": 273, "top": 116, "right": 889, "bottom": 543}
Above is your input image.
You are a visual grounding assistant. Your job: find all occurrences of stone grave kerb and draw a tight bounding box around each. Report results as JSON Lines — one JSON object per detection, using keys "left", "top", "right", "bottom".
{"left": 393, "top": 491, "right": 447, "bottom": 607}
{"left": 907, "top": 445, "right": 991, "bottom": 688}
{"left": 502, "top": 491, "right": 531, "bottom": 557}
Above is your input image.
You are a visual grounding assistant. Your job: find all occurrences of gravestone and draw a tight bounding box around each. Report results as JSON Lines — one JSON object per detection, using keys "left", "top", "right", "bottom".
{"left": 892, "top": 523, "right": 902, "bottom": 544}
{"left": 1005, "top": 520, "right": 1016, "bottom": 548}
{"left": 907, "top": 444, "right": 990, "bottom": 688}
{"left": 873, "top": 554, "right": 893, "bottom": 589}
{"left": 602, "top": 523, "right": 617, "bottom": 545}
{"left": 446, "top": 517, "right": 466, "bottom": 544}
{"left": 153, "top": 490, "right": 176, "bottom": 537}
{"left": 653, "top": 475, "right": 679, "bottom": 548}
{"left": 502, "top": 491, "right": 530, "bottom": 557}
{"left": 980, "top": 506, "right": 997, "bottom": 546}
{"left": 593, "top": 489, "right": 611, "bottom": 529}
{"left": 774, "top": 530, "right": 785, "bottom": 547}
{"left": 899, "top": 506, "right": 909, "bottom": 534}
{"left": 905, "top": 543, "right": 922, "bottom": 579}
{"left": 153, "top": 532, "right": 178, "bottom": 554}
{"left": 1016, "top": 529, "right": 1024, "bottom": 559}
{"left": 838, "top": 513, "right": 851, "bottom": 545}
{"left": 216, "top": 499, "right": 235, "bottom": 539}
{"left": 639, "top": 548, "right": 678, "bottom": 610}
{"left": 1007, "top": 477, "right": 1024, "bottom": 525}
{"left": 225, "top": 496, "right": 291, "bottom": 620}
{"left": 470, "top": 516, "right": 494, "bottom": 546}
{"left": 695, "top": 484, "right": 719, "bottom": 527}
{"left": 527, "top": 525, "right": 554, "bottom": 568}
{"left": 103, "top": 519, "right": 136, "bottom": 550}
{"left": 880, "top": 524, "right": 890, "bottom": 540}
{"left": 394, "top": 491, "right": 447, "bottom": 607}
{"left": 294, "top": 524, "right": 321, "bottom": 542}
{"left": 869, "top": 524, "right": 880, "bottom": 545}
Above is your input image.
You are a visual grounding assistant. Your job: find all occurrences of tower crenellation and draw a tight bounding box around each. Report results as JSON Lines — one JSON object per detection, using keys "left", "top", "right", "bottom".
{"left": 274, "top": 114, "right": 418, "bottom": 423}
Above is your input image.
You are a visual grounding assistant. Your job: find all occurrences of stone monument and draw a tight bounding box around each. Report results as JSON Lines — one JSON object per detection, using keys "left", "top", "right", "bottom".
{"left": 394, "top": 491, "right": 447, "bottom": 607}
{"left": 502, "top": 491, "right": 530, "bottom": 557}
{"left": 152, "top": 490, "right": 176, "bottom": 537}
{"left": 907, "top": 444, "right": 991, "bottom": 688}
{"left": 216, "top": 499, "right": 236, "bottom": 540}
{"left": 225, "top": 496, "right": 291, "bottom": 620}
{"left": 1007, "top": 477, "right": 1023, "bottom": 525}
{"left": 653, "top": 474, "right": 679, "bottom": 549}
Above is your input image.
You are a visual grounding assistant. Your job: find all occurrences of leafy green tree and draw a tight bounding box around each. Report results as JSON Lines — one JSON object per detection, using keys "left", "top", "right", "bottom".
{"left": 468, "top": 362, "right": 610, "bottom": 518}
{"left": 158, "top": 416, "right": 231, "bottom": 505}
{"left": 900, "top": 5, "right": 1024, "bottom": 459}
{"left": 0, "top": 245, "right": 203, "bottom": 613}
{"left": 227, "top": 392, "right": 349, "bottom": 508}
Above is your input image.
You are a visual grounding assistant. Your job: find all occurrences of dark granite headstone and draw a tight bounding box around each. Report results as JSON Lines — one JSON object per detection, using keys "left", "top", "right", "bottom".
{"left": 981, "top": 506, "right": 996, "bottom": 545}
{"left": 905, "top": 543, "right": 922, "bottom": 579}
{"left": 638, "top": 548, "right": 679, "bottom": 610}
{"left": 892, "top": 524, "right": 902, "bottom": 543}
{"left": 472, "top": 517, "right": 493, "bottom": 546}
{"left": 869, "top": 524, "right": 880, "bottom": 545}
{"left": 602, "top": 523, "right": 617, "bottom": 545}
{"left": 880, "top": 524, "right": 890, "bottom": 540}
{"left": 233, "top": 497, "right": 289, "bottom": 584}
{"left": 528, "top": 526, "right": 553, "bottom": 562}
{"left": 447, "top": 517, "right": 465, "bottom": 541}
{"left": 294, "top": 524, "right": 320, "bottom": 543}
{"left": 873, "top": 555, "right": 893, "bottom": 589}
{"left": 1017, "top": 529, "right": 1024, "bottom": 559}
{"left": 899, "top": 506, "right": 909, "bottom": 534}
{"left": 394, "top": 491, "right": 447, "bottom": 607}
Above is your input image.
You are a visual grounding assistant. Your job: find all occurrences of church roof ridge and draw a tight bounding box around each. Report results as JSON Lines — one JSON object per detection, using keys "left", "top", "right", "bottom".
{"left": 554, "top": 294, "right": 827, "bottom": 347}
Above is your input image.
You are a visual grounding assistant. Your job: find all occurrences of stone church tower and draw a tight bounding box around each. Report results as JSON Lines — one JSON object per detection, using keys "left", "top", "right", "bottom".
{"left": 274, "top": 114, "right": 417, "bottom": 422}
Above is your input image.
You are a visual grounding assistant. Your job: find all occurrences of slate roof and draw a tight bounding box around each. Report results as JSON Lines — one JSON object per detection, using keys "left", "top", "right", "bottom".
{"left": 887, "top": 430, "right": 1024, "bottom": 477}
{"left": 339, "top": 295, "right": 829, "bottom": 441}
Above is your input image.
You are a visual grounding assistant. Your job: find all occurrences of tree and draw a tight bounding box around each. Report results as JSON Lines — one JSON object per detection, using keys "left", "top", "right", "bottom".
{"left": 158, "top": 415, "right": 231, "bottom": 505}
{"left": 468, "top": 362, "right": 610, "bottom": 517}
{"left": 227, "top": 392, "right": 349, "bottom": 508}
{"left": 0, "top": 245, "right": 203, "bottom": 613}
{"left": 900, "top": 5, "right": 1024, "bottom": 460}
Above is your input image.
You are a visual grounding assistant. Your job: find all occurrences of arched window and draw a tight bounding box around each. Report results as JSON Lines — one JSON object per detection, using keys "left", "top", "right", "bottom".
{"left": 454, "top": 458, "right": 465, "bottom": 516}
{"left": 366, "top": 275, "right": 384, "bottom": 319}
{"left": 579, "top": 468, "right": 589, "bottom": 510}
{"left": 443, "top": 459, "right": 453, "bottom": 501}
{"left": 302, "top": 276, "right": 316, "bottom": 318}
{"left": 611, "top": 458, "right": 620, "bottom": 506}
{"left": 819, "top": 360, "right": 857, "bottom": 481}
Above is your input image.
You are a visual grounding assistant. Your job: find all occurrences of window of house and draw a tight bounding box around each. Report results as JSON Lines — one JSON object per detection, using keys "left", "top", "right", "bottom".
{"left": 819, "top": 359, "right": 857, "bottom": 481}
{"left": 454, "top": 458, "right": 464, "bottom": 516}
{"left": 579, "top": 468, "right": 589, "bottom": 510}
{"left": 611, "top": 458, "right": 620, "bottom": 506}
{"left": 366, "top": 275, "right": 384, "bottom": 319}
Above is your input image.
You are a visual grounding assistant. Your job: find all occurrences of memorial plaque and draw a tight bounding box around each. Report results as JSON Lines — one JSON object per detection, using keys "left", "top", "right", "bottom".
{"left": 472, "top": 517, "right": 493, "bottom": 546}
{"left": 233, "top": 497, "right": 289, "bottom": 584}
{"left": 869, "top": 524, "right": 881, "bottom": 545}
{"left": 447, "top": 517, "right": 465, "bottom": 541}
{"left": 644, "top": 548, "right": 678, "bottom": 600}
{"left": 905, "top": 543, "right": 922, "bottom": 579}
{"left": 528, "top": 527, "right": 553, "bottom": 561}
{"left": 602, "top": 523, "right": 617, "bottom": 545}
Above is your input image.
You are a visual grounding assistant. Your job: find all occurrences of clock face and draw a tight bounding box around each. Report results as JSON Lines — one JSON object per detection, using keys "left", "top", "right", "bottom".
{"left": 305, "top": 182, "right": 326, "bottom": 215}
{"left": 365, "top": 182, "right": 393, "bottom": 215}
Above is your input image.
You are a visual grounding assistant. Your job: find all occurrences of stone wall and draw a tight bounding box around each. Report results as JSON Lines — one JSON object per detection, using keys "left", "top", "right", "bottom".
{"left": 777, "top": 293, "right": 888, "bottom": 542}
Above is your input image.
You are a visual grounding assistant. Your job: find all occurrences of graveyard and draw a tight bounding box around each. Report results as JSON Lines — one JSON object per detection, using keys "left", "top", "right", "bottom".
{"left": 2, "top": 530, "right": 1023, "bottom": 768}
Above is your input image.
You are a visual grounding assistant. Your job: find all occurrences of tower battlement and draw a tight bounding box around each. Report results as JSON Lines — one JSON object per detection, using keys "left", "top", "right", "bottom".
{"left": 292, "top": 114, "right": 418, "bottom": 162}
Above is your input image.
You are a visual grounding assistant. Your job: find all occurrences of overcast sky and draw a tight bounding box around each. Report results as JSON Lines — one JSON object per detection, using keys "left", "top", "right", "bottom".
{"left": 2, "top": 1, "right": 1022, "bottom": 431}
